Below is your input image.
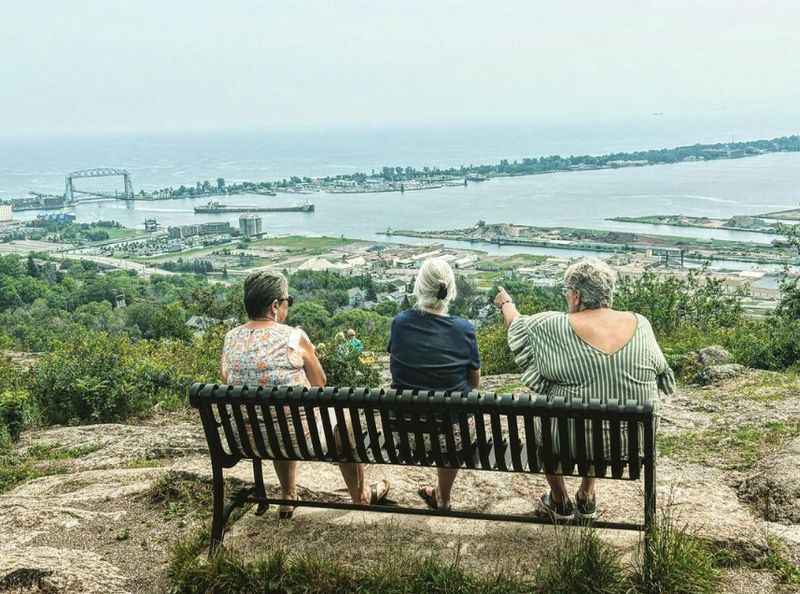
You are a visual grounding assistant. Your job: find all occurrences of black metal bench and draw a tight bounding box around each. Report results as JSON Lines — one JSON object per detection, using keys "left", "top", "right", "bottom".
{"left": 189, "top": 383, "right": 657, "bottom": 554}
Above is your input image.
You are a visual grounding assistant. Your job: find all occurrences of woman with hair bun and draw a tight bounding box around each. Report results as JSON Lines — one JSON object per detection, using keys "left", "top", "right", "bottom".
{"left": 387, "top": 257, "right": 481, "bottom": 511}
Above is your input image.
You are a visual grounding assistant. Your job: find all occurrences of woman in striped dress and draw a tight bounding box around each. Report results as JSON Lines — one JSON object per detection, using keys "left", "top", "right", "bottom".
{"left": 494, "top": 257, "right": 674, "bottom": 520}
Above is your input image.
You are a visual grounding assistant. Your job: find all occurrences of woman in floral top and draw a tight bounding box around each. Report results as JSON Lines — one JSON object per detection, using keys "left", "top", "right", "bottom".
{"left": 221, "top": 271, "right": 390, "bottom": 518}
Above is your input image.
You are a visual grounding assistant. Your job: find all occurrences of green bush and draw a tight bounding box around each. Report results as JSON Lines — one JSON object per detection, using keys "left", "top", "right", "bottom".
{"left": 318, "top": 344, "right": 382, "bottom": 388}
{"left": 477, "top": 321, "right": 517, "bottom": 375}
{"left": 727, "top": 317, "right": 800, "bottom": 371}
{"left": 329, "top": 309, "right": 391, "bottom": 351}
{"left": 0, "top": 389, "right": 37, "bottom": 442}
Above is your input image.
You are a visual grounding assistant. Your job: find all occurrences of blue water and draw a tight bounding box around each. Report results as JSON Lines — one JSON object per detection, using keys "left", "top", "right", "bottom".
{"left": 1, "top": 120, "right": 798, "bottom": 272}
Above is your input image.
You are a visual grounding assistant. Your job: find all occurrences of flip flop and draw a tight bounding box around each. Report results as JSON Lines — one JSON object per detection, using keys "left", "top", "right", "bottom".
{"left": 369, "top": 480, "right": 391, "bottom": 504}
{"left": 278, "top": 495, "right": 299, "bottom": 520}
{"left": 417, "top": 486, "right": 451, "bottom": 511}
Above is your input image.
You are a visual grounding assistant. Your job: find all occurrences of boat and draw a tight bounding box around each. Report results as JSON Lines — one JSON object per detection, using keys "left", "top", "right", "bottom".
{"left": 193, "top": 200, "right": 314, "bottom": 214}
{"left": 466, "top": 175, "right": 488, "bottom": 182}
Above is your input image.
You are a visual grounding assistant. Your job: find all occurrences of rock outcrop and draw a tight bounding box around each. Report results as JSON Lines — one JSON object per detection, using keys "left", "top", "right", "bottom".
{"left": 739, "top": 437, "right": 800, "bottom": 524}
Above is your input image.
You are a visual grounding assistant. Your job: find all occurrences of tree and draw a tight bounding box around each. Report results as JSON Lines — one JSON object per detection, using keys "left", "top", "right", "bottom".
{"left": 286, "top": 302, "right": 330, "bottom": 343}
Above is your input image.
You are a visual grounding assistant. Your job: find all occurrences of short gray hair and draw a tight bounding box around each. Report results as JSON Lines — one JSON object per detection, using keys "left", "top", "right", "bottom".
{"left": 563, "top": 257, "right": 617, "bottom": 310}
{"left": 243, "top": 270, "right": 288, "bottom": 319}
{"left": 414, "top": 257, "right": 457, "bottom": 313}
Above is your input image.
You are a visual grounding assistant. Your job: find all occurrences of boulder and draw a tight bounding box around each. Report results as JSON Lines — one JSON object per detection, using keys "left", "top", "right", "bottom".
{"left": 696, "top": 345, "right": 734, "bottom": 367}
{"left": 695, "top": 363, "right": 746, "bottom": 385}
{"left": 739, "top": 437, "right": 800, "bottom": 524}
{"left": 0, "top": 546, "right": 129, "bottom": 594}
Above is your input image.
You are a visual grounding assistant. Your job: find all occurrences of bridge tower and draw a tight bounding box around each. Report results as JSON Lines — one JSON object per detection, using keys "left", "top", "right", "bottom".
{"left": 65, "top": 176, "right": 74, "bottom": 202}
{"left": 123, "top": 173, "right": 133, "bottom": 199}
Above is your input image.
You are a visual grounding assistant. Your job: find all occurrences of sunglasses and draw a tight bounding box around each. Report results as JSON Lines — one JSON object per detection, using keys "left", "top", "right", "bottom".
{"left": 277, "top": 296, "right": 294, "bottom": 307}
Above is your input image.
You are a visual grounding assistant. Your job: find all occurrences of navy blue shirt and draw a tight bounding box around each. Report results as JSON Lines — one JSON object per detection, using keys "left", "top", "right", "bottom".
{"left": 387, "top": 309, "right": 480, "bottom": 393}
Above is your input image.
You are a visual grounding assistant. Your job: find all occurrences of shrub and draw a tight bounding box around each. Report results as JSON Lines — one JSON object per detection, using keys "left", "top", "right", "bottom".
{"left": 477, "top": 321, "right": 517, "bottom": 375}
{"left": 318, "top": 344, "right": 382, "bottom": 388}
{"left": 329, "top": 309, "right": 391, "bottom": 351}
{"left": 615, "top": 271, "right": 742, "bottom": 336}
{"left": 0, "top": 389, "right": 37, "bottom": 442}
{"left": 727, "top": 317, "right": 800, "bottom": 371}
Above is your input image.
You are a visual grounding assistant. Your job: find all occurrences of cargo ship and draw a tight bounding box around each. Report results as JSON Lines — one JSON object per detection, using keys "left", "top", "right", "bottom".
{"left": 193, "top": 200, "right": 314, "bottom": 214}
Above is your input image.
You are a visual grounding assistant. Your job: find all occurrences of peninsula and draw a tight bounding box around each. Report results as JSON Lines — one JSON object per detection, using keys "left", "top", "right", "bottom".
{"left": 382, "top": 222, "right": 798, "bottom": 265}
{"left": 4, "top": 134, "right": 799, "bottom": 212}
{"left": 608, "top": 214, "right": 780, "bottom": 235}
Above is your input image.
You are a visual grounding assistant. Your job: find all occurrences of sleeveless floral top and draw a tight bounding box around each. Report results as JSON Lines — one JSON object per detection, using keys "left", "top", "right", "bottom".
{"left": 221, "top": 323, "right": 311, "bottom": 388}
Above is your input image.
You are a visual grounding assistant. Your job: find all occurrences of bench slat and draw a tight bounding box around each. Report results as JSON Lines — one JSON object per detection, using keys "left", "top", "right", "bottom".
{"left": 230, "top": 390, "right": 256, "bottom": 459}
{"left": 609, "top": 416, "right": 624, "bottom": 479}
{"left": 215, "top": 397, "right": 244, "bottom": 459}
{"left": 591, "top": 418, "right": 607, "bottom": 478}
{"left": 574, "top": 417, "right": 590, "bottom": 476}
{"left": 628, "top": 419, "right": 641, "bottom": 480}
{"left": 557, "top": 414, "right": 574, "bottom": 475}
{"left": 259, "top": 401, "right": 287, "bottom": 460}
{"left": 288, "top": 391, "right": 312, "bottom": 460}
{"left": 364, "top": 405, "right": 385, "bottom": 464}
{"left": 318, "top": 389, "right": 339, "bottom": 461}
{"left": 303, "top": 401, "right": 327, "bottom": 460}
{"left": 506, "top": 411, "right": 524, "bottom": 472}
{"left": 489, "top": 402, "right": 507, "bottom": 471}
{"left": 245, "top": 399, "right": 270, "bottom": 459}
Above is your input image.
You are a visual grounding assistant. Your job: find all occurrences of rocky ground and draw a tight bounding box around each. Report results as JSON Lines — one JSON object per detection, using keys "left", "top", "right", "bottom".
{"left": 1, "top": 368, "right": 799, "bottom": 593}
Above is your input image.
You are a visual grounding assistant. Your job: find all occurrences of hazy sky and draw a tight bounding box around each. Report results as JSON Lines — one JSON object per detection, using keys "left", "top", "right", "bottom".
{"left": 2, "top": 1, "right": 799, "bottom": 136}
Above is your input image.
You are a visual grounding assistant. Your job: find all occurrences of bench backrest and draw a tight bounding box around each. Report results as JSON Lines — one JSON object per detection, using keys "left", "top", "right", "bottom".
{"left": 189, "top": 384, "right": 656, "bottom": 481}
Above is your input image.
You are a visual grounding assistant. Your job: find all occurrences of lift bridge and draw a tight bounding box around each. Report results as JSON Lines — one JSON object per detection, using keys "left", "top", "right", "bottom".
{"left": 64, "top": 168, "right": 134, "bottom": 203}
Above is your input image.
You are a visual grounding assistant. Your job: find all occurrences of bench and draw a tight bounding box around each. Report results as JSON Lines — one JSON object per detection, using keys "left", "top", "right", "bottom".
{"left": 189, "top": 383, "right": 657, "bottom": 555}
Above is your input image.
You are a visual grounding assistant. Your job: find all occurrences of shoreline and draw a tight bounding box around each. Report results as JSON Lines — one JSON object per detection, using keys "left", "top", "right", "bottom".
{"left": 381, "top": 227, "right": 796, "bottom": 266}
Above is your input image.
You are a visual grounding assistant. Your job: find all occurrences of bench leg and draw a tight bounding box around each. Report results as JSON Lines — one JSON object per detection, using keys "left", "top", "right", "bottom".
{"left": 253, "top": 459, "right": 269, "bottom": 516}
{"left": 209, "top": 462, "right": 225, "bottom": 556}
{"left": 643, "top": 459, "right": 656, "bottom": 574}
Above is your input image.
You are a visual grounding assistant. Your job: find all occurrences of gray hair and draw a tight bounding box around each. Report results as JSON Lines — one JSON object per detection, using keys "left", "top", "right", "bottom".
{"left": 243, "top": 270, "right": 288, "bottom": 319}
{"left": 563, "top": 257, "right": 617, "bottom": 310}
{"left": 413, "top": 257, "right": 457, "bottom": 313}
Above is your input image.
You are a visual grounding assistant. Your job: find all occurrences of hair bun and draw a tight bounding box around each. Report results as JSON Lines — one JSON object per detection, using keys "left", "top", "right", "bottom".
{"left": 436, "top": 283, "right": 448, "bottom": 300}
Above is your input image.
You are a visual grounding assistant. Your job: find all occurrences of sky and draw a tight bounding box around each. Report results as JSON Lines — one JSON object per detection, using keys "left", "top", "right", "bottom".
{"left": 2, "top": 0, "right": 799, "bottom": 137}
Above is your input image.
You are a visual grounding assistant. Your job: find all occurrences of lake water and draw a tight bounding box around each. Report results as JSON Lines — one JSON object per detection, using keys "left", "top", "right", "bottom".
{"left": 1, "top": 122, "right": 798, "bottom": 272}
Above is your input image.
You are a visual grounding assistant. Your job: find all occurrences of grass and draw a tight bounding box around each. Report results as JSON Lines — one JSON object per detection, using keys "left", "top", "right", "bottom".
{"left": 166, "top": 513, "right": 723, "bottom": 594}
{"left": 147, "top": 471, "right": 216, "bottom": 522}
{"left": 0, "top": 442, "right": 101, "bottom": 493}
{"left": 710, "top": 535, "right": 800, "bottom": 586}
{"left": 534, "top": 525, "right": 628, "bottom": 594}
{"left": 657, "top": 418, "right": 800, "bottom": 470}
{"left": 249, "top": 235, "right": 363, "bottom": 255}
{"left": 168, "top": 531, "right": 534, "bottom": 594}
{"left": 629, "top": 507, "right": 719, "bottom": 594}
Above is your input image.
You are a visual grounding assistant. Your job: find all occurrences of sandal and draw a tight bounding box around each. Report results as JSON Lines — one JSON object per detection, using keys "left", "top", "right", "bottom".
{"left": 369, "top": 480, "right": 391, "bottom": 505}
{"left": 278, "top": 495, "right": 299, "bottom": 520}
{"left": 417, "top": 486, "right": 451, "bottom": 511}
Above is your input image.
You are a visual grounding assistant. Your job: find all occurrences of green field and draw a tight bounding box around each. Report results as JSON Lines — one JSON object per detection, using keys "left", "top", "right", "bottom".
{"left": 249, "top": 235, "right": 364, "bottom": 255}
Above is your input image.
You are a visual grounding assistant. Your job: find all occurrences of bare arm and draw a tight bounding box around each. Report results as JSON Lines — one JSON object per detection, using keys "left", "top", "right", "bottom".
{"left": 300, "top": 333, "right": 327, "bottom": 387}
{"left": 220, "top": 353, "right": 229, "bottom": 384}
{"left": 494, "top": 287, "right": 520, "bottom": 328}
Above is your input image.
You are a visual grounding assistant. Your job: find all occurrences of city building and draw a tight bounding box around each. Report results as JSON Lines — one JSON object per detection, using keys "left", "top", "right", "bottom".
{"left": 144, "top": 218, "right": 158, "bottom": 232}
{"left": 200, "top": 221, "right": 231, "bottom": 235}
{"left": 0, "top": 204, "right": 12, "bottom": 222}
{"left": 239, "top": 214, "right": 262, "bottom": 237}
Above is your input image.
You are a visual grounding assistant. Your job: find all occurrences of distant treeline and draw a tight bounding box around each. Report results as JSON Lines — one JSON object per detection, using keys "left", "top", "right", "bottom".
{"left": 147, "top": 135, "right": 800, "bottom": 196}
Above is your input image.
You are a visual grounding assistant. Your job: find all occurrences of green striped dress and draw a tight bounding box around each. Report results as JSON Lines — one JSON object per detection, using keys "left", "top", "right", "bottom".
{"left": 507, "top": 311, "right": 675, "bottom": 462}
